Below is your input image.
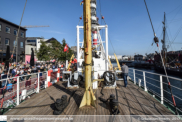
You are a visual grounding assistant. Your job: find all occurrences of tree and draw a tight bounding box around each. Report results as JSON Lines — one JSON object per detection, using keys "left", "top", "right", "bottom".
{"left": 36, "top": 38, "right": 73, "bottom": 62}
{"left": 35, "top": 40, "right": 50, "bottom": 61}
{"left": 61, "top": 38, "right": 73, "bottom": 61}
{"left": 49, "top": 40, "right": 62, "bottom": 62}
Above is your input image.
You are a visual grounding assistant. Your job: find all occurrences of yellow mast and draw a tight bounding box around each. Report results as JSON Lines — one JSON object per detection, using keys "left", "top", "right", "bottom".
{"left": 114, "top": 53, "right": 121, "bottom": 70}
{"left": 79, "top": 0, "right": 96, "bottom": 108}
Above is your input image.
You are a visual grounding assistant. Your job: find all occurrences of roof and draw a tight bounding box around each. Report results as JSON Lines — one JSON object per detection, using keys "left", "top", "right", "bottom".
{"left": 26, "top": 37, "right": 44, "bottom": 39}
{"left": 45, "top": 37, "right": 58, "bottom": 43}
{"left": 0, "top": 17, "right": 27, "bottom": 31}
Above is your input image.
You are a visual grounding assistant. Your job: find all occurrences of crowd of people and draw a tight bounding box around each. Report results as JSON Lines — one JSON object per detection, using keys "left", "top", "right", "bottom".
{"left": 0, "top": 61, "right": 66, "bottom": 90}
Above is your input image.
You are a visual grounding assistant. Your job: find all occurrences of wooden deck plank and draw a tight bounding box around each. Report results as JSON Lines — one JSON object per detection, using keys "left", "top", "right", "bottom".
{"left": 5, "top": 80, "right": 174, "bottom": 116}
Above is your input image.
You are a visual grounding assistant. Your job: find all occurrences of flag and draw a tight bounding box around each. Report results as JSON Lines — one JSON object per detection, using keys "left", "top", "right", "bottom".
{"left": 64, "top": 44, "right": 69, "bottom": 52}
{"left": 80, "top": 1, "right": 84, "bottom": 5}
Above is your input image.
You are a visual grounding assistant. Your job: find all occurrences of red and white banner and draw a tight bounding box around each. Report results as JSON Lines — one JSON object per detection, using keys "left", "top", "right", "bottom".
{"left": 64, "top": 44, "right": 69, "bottom": 52}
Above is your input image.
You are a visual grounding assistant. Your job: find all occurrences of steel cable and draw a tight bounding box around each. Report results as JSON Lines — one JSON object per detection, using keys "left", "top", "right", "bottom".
{"left": 144, "top": 0, "right": 179, "bottom": 115}
{"left": 144, "top": 0, "right": 156, "bottom": 37}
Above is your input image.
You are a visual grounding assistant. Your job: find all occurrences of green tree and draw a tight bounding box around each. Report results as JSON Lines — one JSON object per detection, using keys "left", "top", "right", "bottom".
{"left": 36, "top": 38, "right": 73, "bottom": 62}
{"left": 35, "top": 40, "right": 50, "bottom": 61}
{"left": 49, "top": 40, "right": 62, "bottom": 63}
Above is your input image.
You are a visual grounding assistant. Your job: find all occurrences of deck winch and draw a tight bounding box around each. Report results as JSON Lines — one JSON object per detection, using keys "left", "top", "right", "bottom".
{"left": 70, "top": 73, "right": 83, "bottom": 86}
{"left": 63, "top": 71, "right": 71, "bottom": 82}
{"left": 103, "top": 71, "right": 115, "bottom": 86}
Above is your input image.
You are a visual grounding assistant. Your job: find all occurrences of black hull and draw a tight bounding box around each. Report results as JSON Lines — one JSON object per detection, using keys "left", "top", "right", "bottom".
{"left": 155, "top": 65, "right": 182, "bottom": 76}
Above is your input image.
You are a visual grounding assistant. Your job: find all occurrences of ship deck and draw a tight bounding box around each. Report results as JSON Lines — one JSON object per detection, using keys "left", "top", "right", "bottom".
{"left": 5, "top": 80, "right": 174, "bottom": 116}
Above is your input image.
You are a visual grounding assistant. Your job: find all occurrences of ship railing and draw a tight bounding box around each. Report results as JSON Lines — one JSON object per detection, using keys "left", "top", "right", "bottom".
{"left": 128, "top": 68, "right": 182, "bottom": 114}
{"left": 0, "top": 72, "right": 47, "bottom": 109}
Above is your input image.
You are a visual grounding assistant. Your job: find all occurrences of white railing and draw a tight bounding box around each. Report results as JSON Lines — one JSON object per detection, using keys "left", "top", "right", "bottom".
{"left": 0, "top": 72, "right": 47, "bottom": 108}
{"left": 128, "top": 68, "right": 182, "bottom": 114}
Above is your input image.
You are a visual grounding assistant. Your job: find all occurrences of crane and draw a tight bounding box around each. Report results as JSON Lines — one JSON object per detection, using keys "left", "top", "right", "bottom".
{"left": 108, "top": 56, "right": 113, "bottom": 71}
{"left": 114, "top": 53, "right": 121, "bottom": 70}
{"left": 67, "top": 54, "right": 74, "bottom": 71}
{"left": 22, "top": 25, "right": 50, "bottom": 28}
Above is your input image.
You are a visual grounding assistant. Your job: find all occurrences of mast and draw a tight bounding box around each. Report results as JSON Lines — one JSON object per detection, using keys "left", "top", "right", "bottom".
{"left": 79, "top": 0, "right": 96, "bottom": 108}
{"left": 161, "top": 12, "right": 167, "bottom": 65}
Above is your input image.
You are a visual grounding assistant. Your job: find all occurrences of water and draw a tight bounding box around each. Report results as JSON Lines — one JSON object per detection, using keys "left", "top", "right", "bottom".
{"left": 112, "top": 62, "right": 182, "bottom": 110}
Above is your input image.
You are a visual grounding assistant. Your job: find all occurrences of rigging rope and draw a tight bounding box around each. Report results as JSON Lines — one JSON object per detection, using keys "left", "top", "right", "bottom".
{"left": 144, "top": 0, "right": 156, "bottom": 37}
{"left": 166, "top": 3, "right": 182, "bottom": 15}
{"left": 97, "top": 0, "right": 116, "bottom": 55}
{"left": 144, "top": 0, "right": 179, "bottom": 115}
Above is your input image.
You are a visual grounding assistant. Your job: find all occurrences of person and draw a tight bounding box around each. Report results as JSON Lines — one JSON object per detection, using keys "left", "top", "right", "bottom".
{"left": 37, "top": 69, "right": 42, "bottom": 77}
{"left": 52, "top": 64, "right": 55, "bottom": 69}
{"left": 6, "top": 80, "right": 12, "bottom": 92}
{"left": 1, "top": 71, "right": 8, "bottom": 88}
{"left": 121, "top": 63, "right": 128, "bottom": 87}
{"left": 25, "top": 71, "right": 31, "bottom": 88}
{"left": 11, "top": 67, "right": 16, "bottom": 76}
{"left": 13, "top": 71, "right": 20, "bottom": 84}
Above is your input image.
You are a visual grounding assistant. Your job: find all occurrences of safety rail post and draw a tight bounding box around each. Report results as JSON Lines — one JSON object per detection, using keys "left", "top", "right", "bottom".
{"left": 45, "top": 71, "right": 48, "bottom": 89}
{"left": 160, "top": 75, "right": 163, "bottom": 104}
{"left": 143, "top": 72, "right": 147, "bottom": 91}
{"left": 57, "top": 68, "right": 60, "bottom": 82}
{"left": 133, "top": 69, "right": 136, "bottom": 85}
{"left": 37, "top": 73, "right": 40, "bottom": 93}
{"left": 17, "top": 76, "right": 20, "bottom": 105}
{"left": 138, "top": 79, "right": 141, "bottom": 87}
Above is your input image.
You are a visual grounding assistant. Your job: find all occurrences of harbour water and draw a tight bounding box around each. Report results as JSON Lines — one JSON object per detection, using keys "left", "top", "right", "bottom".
{"left": 112, "top": 62, "right": 182, "bottom": 110}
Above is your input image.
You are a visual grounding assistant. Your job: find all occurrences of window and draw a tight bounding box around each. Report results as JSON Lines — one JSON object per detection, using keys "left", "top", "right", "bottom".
{"left": 0, "top": 24, "right": 1, "bottom": 31}
{"left": 5, "top": 38, "right": 9, "bottom": 45}
{"left": 20, "top": 42, "right": 23, "bottom": 48}
{"left": 6, "top": 27, "right": 10, "bottom": 33}
{"left": 21, "top": 32, "right": 24, "bottom": 38}
{"left": 27, "top": 40, "right": 36, "bottom": 43}
{"left": 13, "top": 40, "right": 17, "bottom": 47}
{"left": 14, "top": 29, "right": 17, "bottom": 36}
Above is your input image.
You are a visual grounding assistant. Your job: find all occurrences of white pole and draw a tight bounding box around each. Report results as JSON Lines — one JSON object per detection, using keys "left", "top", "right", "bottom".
{"left": 77, "top": 26, "right": 80, "bottom": 71}
{"left": 66, "top": 60, "right": 68, "bottom": 69}
{"left": 139, "top": 79, "right": 141, "bottom": 87}
{"left": 37, "top": 73, "right": 40, "bottom": 93}
{"left": 143, "top": 72, "right": 147, "bottom": 91}
{"left": 160, "top": 75, "right": 163, "bottom": 104}
{"left": 133, "top": 69, "right": 136, "bottom": 85}
{"left": 105, "top": 25, "right": 108, "bottom": 70}
{"left": 45, "top": 71, "right": 48, "bottom": 88}
{"left": 17, "top": 76, "right": 20, "bottom": 105}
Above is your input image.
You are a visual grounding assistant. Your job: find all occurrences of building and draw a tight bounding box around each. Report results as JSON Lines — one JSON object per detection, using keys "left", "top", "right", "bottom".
{"left": 122, "top": 55, "right": 128, "bottom": 60}
{"left": 71, "top": 46, "right": 77, "bottom": 53}
{"left": 25, "top": 37, "right": 48, "bottom": 63}
{"left": 0, "top": 17, "right": 27, "bottom": 62}
{"left": 134, "top": 54, "right": 143, "bottom": 61}
{"left": 110, "top": 55, "right": 122, "bottom": 60}
{"left": 25, "top": 37, "right": 60, "bottom": 62}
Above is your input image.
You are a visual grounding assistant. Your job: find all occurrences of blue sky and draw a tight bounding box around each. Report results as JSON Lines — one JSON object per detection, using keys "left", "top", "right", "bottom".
{"left": 1, "top": 0, "right": 182, "bottom": 56}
